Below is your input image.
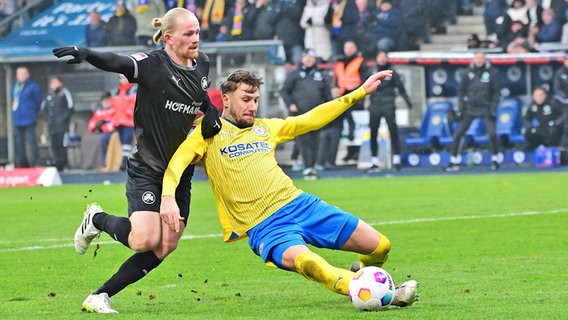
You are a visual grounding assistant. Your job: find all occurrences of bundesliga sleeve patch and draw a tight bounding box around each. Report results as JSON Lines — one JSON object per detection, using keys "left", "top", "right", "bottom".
{"left": 188, "top": 124, "right": 198, "bottom": 136}
{"left": 131, "top": 52, "right": 148, "bottom": 61}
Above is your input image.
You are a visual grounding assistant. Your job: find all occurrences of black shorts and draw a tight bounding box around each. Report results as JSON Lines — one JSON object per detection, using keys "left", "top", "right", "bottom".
{"left": 125, "top": 164, "right": 195, "bottom": 223}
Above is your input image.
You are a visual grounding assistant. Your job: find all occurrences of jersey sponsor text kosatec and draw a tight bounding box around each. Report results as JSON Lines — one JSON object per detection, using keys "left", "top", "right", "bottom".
{"left": 163, "top": 87, "right": 368, "bottom": 242}
{"left": 194, "top": 118, "right": 301, "bottom": 242}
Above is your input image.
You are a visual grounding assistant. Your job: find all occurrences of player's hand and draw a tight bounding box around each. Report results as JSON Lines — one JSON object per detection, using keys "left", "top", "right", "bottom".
{"left": 201, "top": 104, "right": 222, "bottom": 139}
{"left": 160, "top": 195, "right": 185, "bottom": 233}
{"left": 289, "top": 104, "right": 299, "bottom": 113}
{"left": 52, "top": 46, "right": 90, "bottom": 64}
{"left": 362, "top": 70, "right": 393, "bottom": 94}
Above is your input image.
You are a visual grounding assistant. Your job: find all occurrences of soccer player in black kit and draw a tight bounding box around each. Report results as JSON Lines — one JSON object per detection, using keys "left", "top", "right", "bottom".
{"left": 53, "top": 8, "right": 221, "bottom": 313}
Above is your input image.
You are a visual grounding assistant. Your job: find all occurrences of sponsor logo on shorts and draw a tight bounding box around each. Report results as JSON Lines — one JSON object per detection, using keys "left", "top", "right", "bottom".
{"left": 142, "top": 191, "right": 156, "bottom": 204}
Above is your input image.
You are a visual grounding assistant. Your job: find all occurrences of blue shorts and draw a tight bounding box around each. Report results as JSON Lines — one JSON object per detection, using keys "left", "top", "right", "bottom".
{"left": 247, "top": 192, "right": 359, "bottom": 269}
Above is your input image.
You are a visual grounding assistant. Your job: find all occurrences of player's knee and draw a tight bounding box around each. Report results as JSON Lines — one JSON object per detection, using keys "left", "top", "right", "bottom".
{"left": 359, "top": 232, "right": 391, "bottom": 268}
{"left": 163, "top": 238, "right": 179, "bottom": 255}
{"left": 153, "top": 239, "right": 179, "bottom": 259}
{"left": 129, "top": 233, "right": 160, "bottom": 252}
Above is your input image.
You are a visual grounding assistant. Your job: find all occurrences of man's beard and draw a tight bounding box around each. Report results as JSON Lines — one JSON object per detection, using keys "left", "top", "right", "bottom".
{"left": 235, "top": 119, "right": 253, "bottom": 128}
{"left": 186, "top": 49, "right": 199, "bottom": 60}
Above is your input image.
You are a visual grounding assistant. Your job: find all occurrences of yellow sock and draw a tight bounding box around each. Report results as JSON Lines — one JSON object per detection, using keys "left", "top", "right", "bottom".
{"left": 359, "top": 232, "right": 391, "bottom": 268}
{"left": 294, "top": 252, "right": 354, "bottom": 295}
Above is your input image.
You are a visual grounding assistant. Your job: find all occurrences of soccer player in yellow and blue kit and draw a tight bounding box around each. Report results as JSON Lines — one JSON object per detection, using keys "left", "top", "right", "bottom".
{"left": 161, "top": 69, "right": 418, "bottom": 307}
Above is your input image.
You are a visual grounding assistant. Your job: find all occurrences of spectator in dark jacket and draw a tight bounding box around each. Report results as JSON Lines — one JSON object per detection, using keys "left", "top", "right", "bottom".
{"left": 529, "top": 8, "right": 562, "bottom": 45}
{"left": 445, "top": 52, "right": 501, "bottom": 172}
{"left": 245, "top": 0, "right": 279, "bottom": 40}
{"left": 552, "top": 56, "right": 568, "bottom": 106}
{"left": 274, "top": 0, "right": 305, "bottom": 65}
{"left": 85, "top": 9, "right": 108, "bottom": 47}
{"left": 499, "top": 19, "right": 529, "bottom": 53}
{"left": 364, "top": 51, "right": 412, "bottom": 172}
{"left": 330, "top": 0, "right": 359, "bottom": 58}
{"left": 543, "top": 0, "right": 567, "bottom": 24}
{"left": 280, "top": 48, "right": 333, "bottom": 179}
{"left": 484, "top": 0, "right": 509, "bottom": 36}
{"left": 12, "top": 66, "right": 42, "bottom": 168}
{"left": 105, "top": 0, "right": 137, "bottom": 46}
{"left": 364, "top": 0, "right": 401, "bottom": 52}
{"left": 551, "top": 57, "right": 568, "bottom": 148}
{"left": 338, "top": 0, "right": 360, "bottom": 44}
{"left": 42, "top": 76, "right": 74, "bottom": 171}
{"left": 523, "top": 86, "right": 565, "bottom": 150}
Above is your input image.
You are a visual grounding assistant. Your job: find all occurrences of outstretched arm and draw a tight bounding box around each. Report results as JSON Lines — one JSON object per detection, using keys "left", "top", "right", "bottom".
{"left": 289, "top": 70, "right": 393, "bottom": 136}
{"left": 53, "top": 47, "right": 135, "bottom": 79}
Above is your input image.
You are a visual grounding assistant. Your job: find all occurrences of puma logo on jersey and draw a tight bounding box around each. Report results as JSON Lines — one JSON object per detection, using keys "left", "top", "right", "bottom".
{"left": 171, "top": 75, "right": 181, "bottom": 86}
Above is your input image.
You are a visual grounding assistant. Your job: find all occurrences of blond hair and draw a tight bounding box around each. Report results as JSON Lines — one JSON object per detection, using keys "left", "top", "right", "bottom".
{"left": 152, "top": 7, "right": 195, "bottom": 44}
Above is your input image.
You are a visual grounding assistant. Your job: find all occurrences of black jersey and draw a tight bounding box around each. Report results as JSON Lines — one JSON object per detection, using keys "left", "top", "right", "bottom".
{"left": 126, "top": 50, "right": 211, "bottom": 174}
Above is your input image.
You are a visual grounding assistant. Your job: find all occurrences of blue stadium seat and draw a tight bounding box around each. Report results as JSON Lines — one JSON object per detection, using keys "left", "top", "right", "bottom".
{"left": 468, "top": 118, "right": 489, "bottom": 145}
{"left": 496, "top": 98, "right": 525, "bottom": 147}
{"left": 405, "top": 101, "right": 453, "bottom": 150}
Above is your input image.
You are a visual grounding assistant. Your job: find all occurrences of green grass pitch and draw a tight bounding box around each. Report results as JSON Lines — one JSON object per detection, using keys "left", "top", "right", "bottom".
{"left": 1, "top": 172, "right": 567, "bottom": 319}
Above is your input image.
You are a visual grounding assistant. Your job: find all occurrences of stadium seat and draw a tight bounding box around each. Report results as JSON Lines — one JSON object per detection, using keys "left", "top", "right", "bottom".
{"left": 495, "top": 98, "right": 525, "bottom": 148}
{"left": 467, "top": 118, "right": 489, "bottom": 145}
{"left": 405, "top": 101, "right": 453, "bottom": 150}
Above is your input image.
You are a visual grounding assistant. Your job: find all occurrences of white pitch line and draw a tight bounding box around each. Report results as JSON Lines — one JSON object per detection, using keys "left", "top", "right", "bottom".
{"left": 0, "top": 233, "right": 222, "bottom": 252}
{"left": 1, "top": 209, "right": 567, "bottom": 253}
{"left": 368, "top": 208, "right": 568, "bottom": 226}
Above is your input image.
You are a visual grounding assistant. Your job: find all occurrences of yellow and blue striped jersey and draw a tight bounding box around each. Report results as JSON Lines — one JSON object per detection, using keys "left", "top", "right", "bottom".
{"left": 163, "top": 86, "right": 367, "bottom": 242}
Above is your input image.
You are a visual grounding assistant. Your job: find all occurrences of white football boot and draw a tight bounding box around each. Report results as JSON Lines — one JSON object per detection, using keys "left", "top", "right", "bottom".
{"left": 74, "top": 203, "right": 103, "bottom": 254}
{"left": 391, "top": 280, "right": 419, "bottom": 307}
{"left": 82, "top": 292, "right": 118, "bottom": 313}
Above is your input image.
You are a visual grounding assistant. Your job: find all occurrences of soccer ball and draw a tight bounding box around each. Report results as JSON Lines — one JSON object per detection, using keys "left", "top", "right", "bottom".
{"left": 348, "top": 266, "right": 395, "bottom": 311}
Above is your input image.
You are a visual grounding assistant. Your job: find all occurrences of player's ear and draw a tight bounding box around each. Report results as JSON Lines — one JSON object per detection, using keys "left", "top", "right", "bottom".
{"left": 163, "top": 33, "right": 172, "bottom": 44}
{"left": 222, "top": 93, "right": 229, "bottom": 108}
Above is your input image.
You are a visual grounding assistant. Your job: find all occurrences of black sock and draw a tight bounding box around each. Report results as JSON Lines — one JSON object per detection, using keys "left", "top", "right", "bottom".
{"left": 94, "top": 251, "right": 163, "bottom": 297}
{"left": 92, "top": 212, "right": 131, "bottom": 248}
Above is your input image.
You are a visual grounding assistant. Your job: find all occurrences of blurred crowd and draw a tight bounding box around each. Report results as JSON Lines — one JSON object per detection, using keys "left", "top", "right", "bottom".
{"left": 477, "top": 0, "right": 568, "bottom": 53}
{"left": 6, "top": 0, "right": 568, "bottom": 172}
{"left": 4, "top": 1, "right": 568, "bottom": 59}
